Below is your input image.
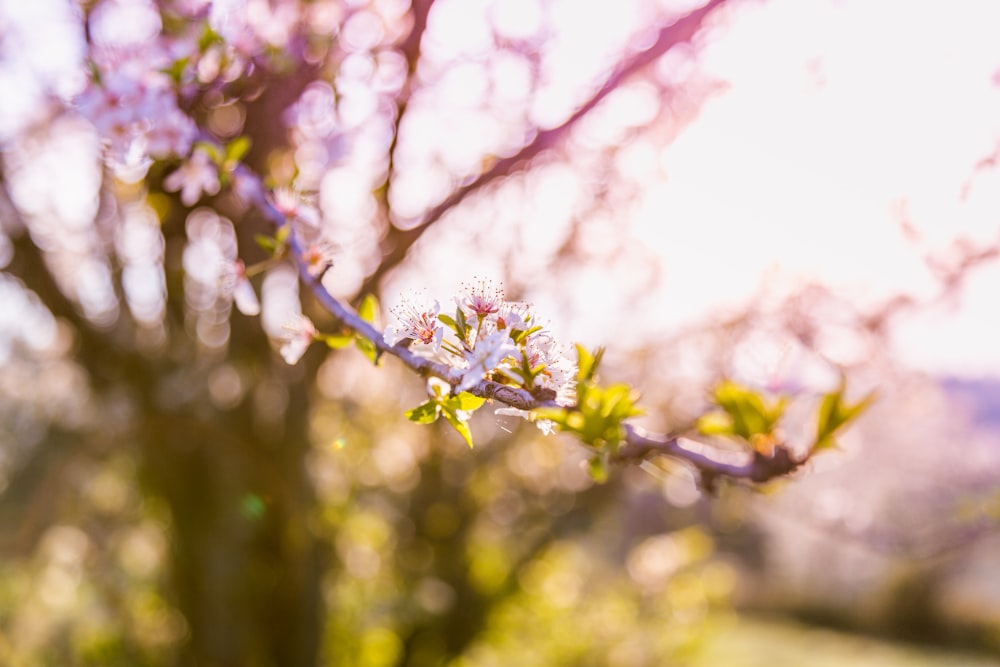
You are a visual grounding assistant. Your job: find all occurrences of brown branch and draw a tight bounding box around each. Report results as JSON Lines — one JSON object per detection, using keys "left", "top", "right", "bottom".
{"left": 238, "top": 166, "right": 803, "bottom": 487}
{"left": 372, "top": 0, "right": 435, "bottom": 300}
{"left": 398, "top": 0, "right": 434, "bottom": 69}
{"left": 233, "top": 70, "right": 812, "bottom": 489}
{"left": 357, "top": 0, "right": 729, "bottom": 298}
{"left": 617, "top": 425, "right": 806, "bottom": 488}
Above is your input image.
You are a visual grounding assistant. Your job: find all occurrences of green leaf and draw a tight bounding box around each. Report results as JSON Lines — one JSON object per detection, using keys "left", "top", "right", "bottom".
{"left": 450, "top": 392, "right": 486, "bottom": 412}
{"left": 321, "top": 334, "right": 353, "bottom": 349}
{"left": 565, "top": 411, "right": 586, "bottom": 432}
{"left": 355, "top": 335, "right": 379, "bottom": 365}
{"left": 358, "top": 294, "right": 380, "bottom": 325}
{"left": 455, "top": 307, "right": 469, "bottom": 342}
{"left": 442, "top": 409, "right": 475, "bottom": 448}
{"left": 438, "top": 313, "right": 458, "bottom": 330}
{"left": 715, "top": 382, "right": 763, "bottom": 438}
{"left": 195, "top": 140, "right": 223, "bottom": 165}
{"left": 601, "top": 383, "right": 642, "bottom": 419}
{"left": 353, "top": 294, "right": 382, "bottom": 364}
{"left": 587, "top": 454, "right": 609, "bottom": 483}
{"left": 510, "top": 325, "right": 544, "bottom": 344}
{"left": 224, "top": 136, "right": 252, "bottom": 164}
{"left": 695, "top": 411, "right": 735, "bottom": 436}
{"left": 254, "top": 234, "right": 278, "bottom": 253}
{"left": 575, "top": 344, "right": 604, "bottom": 382}
{"left": 711, "top": 380, "right": 785, "bottom": 440}
{"left": 530, "top": 407, "right": 569, "bottom": 427}
{"left": 814, "top": 384, "right": 875, "bottom": 452}
{"left": 163, "top": 56, "right": 190, "bottom": 84}
{"left": 405, "top": 400, "right": 440, "bottom": 424}
{"left": 198, "top": 24, "right": 221, "bottom": 51}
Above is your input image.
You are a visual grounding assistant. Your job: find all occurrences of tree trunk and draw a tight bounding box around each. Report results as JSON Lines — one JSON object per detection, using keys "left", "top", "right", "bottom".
{"left": 140, "top": 381, "right": 324, "bottom": 667}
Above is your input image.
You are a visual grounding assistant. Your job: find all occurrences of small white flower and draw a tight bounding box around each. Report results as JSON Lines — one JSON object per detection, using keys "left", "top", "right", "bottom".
{"left": 220, "top": 260, "right": 260, "bottom": 316}
{"left": 302, "top": 238, "right": 336, "bottom": 278}
{"left": 458, "top": 330, "right": 517, "bottom": 392}
{"left": 524, "top": 332, "right": 576, "bottom": 405}
{"left": 384, "top": 293, "right": 443, "bottom": 352}
{"left": 496, "top": 300, "right": 532, "bottom": 332}
{"left": 279, "top": 314, "right": 317, "bottom": 364}
{"left": 456, "top": 278, "right": 504, "bottom": 320}
{"left": 272, "top": 187, "right": 321, "bottom": 228}
{"left": 164, "top": 148, "right": 220, "bottom": 206}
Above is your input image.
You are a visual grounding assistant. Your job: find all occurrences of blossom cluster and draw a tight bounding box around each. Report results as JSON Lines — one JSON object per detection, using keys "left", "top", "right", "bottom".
{"left": 73, "top": 0, "right": 312, "bottom": 190}
{"left": 74, "top": 42, "right": 199, "bottom": 180}
{"left": 384, "top": 280, "right": 577, "bottom": 427}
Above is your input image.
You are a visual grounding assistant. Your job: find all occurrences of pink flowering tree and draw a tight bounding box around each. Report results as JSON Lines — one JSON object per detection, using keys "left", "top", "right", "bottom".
{"left": 0, "top": 0, "right": 874, "bottom": 664}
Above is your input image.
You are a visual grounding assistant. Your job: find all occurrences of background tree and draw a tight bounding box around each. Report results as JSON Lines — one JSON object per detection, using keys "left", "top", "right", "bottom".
{"left": 1, "top": 0, "right": 996, "bottom": 665}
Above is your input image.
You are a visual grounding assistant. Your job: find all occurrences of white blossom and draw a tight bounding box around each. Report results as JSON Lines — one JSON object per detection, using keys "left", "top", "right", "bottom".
{"left": 458, "top": 330, "right": 517, "bottom": 392}
{"left": 279, "top": 314, "right": 317, "bottom": 365}
{"left": 384, "top": 293, "right": 443, "bottom": 352}
{"left": 164, "top": 148, "right": 221, "bottom": 206}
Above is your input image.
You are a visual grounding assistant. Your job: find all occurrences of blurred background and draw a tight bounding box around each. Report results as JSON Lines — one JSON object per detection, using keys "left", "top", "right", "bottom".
{"left": 2, "top": 0, "right": 1000, "bottom": 665}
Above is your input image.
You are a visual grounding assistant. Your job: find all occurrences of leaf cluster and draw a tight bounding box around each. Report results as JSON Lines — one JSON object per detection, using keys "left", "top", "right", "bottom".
{"left": 405, "top": 388, "right": 486, "bottom": 449}
{"left": 696, "top": 378, "right": 874, "bottom": 458}
{"left": 696, "top": 380, "right": 787, "bottom": 456}
{"left": 533, "top": 346, "right": 642, "bottom": 481}
{"left": 813, "top": 380, "right": 875, "bottom": 452}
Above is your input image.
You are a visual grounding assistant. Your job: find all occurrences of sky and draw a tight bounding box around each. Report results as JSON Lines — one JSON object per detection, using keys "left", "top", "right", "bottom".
{"left": 627, "top": 0, "right": 1000, "bottom": 376}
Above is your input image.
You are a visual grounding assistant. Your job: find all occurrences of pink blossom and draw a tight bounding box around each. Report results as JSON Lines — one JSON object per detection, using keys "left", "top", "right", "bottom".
{"left": 456, "top": 278, "right": 503, "bottom": 319}
{"left": 220, "top": 260, "right": 260, "bottom": 316}
{"left": 495, "top": 300, "right": 532, "bottom": 332}
{"left": 384, "top": 294, "right": 443, "bottom": 352}
{"left": 271, "top": 187, "right": 321, "bottom": 228}
{"left": 279, "top": 314, "right": 317, "bottom": 365}
{"left": 302, "top": 239, "right": 336, "bottom": 278}
{"left": 75, "top": 42, "right": 200, "bottom": 176}
{"left": 524, "top": 331, "right": 576, "bottom": 405}
{"left": 164, "top": 148, "right": 221, "bottom": 206}
{"left": 145, "top": 107, "right": 198, "bottom": 159}
{"left": 458, "top": 330, "right": 517, "bottom": 392}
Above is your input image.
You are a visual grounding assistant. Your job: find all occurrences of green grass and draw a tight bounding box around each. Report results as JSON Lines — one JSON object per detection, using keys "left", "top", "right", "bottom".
{"left": 690, "top": 615, "right": 1000, "bottom": 667}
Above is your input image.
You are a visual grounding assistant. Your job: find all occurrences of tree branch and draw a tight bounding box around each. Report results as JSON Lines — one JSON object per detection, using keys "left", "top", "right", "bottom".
{"left": 372, "top": 0, "right": 435, "bottom": 300}
{"left": 358, "top": 0, "right": 729, "bottom": 298}
{"left": 224, "top": 0, "right": 816, "bottom": 487}
{"left": 617, "top": 425, "right": 805, "bottom": 487}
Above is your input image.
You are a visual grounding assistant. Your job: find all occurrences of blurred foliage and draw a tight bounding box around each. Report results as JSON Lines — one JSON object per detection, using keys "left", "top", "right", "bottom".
{"left": 307, "top": 356, "right": 730, "bottom": 666}
{"left": 0, "top": 453, "right": 184, "bottom": 666}
{"left": 0, "top": 346, "right": 736, "bottom": 666}
{"left": 3, "top": 0, "right": 1000, "bottom": 664}
{"left": 2, "top": 300, "right": 1000, "bottom": 666}
{"left": 534, "top": 346, "right": 643, "bottom": 481}
{"left": 690, "top": 616, "right": 1000, "bottom": 667}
